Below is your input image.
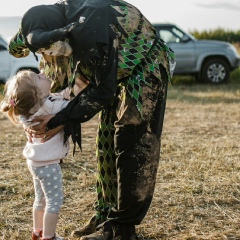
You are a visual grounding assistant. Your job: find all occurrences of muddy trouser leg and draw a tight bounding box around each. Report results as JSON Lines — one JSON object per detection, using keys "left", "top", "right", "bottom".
{"left": 94, "top": 109, "right": 118, "bottom": 223}
{"left": 71, "top": 109, "right": 118, "bottom": 238}
{"left": 104, "top": 68, "right": 168, "bottom": 239}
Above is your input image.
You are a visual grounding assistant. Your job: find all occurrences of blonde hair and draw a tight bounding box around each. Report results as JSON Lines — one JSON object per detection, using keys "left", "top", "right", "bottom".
{"left": 0, "top": 70, "right": 43, "bottom": 124}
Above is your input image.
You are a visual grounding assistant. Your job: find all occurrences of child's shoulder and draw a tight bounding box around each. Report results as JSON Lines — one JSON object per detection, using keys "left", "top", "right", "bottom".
{"left": 43, "top": 94, "right": 69, "bottom": 113}
{"left": 47, "top": 94, "right": 69, "bottom": 102}
{"left": 50, "top": 87, "right": 71, "bottom": 100}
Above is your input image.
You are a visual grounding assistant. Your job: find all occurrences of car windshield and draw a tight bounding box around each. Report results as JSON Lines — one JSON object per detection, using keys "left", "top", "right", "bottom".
{"left": 159, "top": 26, "right": 195, "bottom": 43}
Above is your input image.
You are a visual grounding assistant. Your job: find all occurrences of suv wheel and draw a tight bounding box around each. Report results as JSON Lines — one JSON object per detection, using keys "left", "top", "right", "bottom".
{"left": 202, "top": 58, "right": 230, "bottom": 84}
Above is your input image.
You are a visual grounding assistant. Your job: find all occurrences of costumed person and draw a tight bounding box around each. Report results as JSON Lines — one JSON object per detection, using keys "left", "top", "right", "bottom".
{"left": 8, "top": 0, "right": 176, "bottom": 239}
{"left": 0, "top": 70, "right": 72, "bottom": 240}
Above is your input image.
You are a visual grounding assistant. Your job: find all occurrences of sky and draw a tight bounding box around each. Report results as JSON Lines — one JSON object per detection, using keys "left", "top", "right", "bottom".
{"left": 0, "top": 0, "right": 240, "bottom": 34}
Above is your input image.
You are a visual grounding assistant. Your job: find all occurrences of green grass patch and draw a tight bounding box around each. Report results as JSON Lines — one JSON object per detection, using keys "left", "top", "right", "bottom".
{"left": 167, "top": 83, "right": 240, "bottom": 104}
{"left": 230, "top": 67, "right": 240, "bottom": 83}
{"left": 0, "top": 84, "right": 4, "bottom": 102}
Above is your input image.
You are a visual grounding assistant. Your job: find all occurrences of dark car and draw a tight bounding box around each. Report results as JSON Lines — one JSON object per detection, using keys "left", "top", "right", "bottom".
{"left": 152, "top": 23, "right": 240, "bottom": 84}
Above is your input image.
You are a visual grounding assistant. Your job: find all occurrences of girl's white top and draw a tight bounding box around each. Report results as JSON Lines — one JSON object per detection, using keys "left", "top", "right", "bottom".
{"left": 20, "top": 92, "right": 70, "bottom": 167}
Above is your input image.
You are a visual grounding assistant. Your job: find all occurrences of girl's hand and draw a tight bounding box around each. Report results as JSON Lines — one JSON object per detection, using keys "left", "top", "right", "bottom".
{"left": 23, "top": 125, "right": 33, "bottom": 143}
{"left": 41, "top": 125, "right": 64, "bottom": 142}
{"left": 25, "top": 114, "right": 64, "bottom": 142}
{"left": 29, "top": 114, "right": 54, "bottom": 134}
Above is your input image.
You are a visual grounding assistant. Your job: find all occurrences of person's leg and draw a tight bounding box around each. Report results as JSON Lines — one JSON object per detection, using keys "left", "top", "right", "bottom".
{"left": 72, "top": 109, "right": 118, "bottom": 237}
{"left": 28, "top": 165, "right": 45, "bottom": 240}
{"left": 108, "top": 70, "right": 168, "bottom": 239}
{"left": 36, "top": 164, "right": 63, "bottom": 239}
{"left": 42, "top": 212, "right": 59, "bottom": 239}
{"left": 32, "top": 209, "right": 44, "bottom": 239}
{"left": 95, "top": 109, "right": 118, "bottom": 219}
{"left": 81, "top": 67, "right": 168, "bottom": 240}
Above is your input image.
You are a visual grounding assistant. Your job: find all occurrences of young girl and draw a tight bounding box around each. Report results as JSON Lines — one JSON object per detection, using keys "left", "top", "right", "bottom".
{"left": 0, "top": 70, "right": 73, "bottom": 240}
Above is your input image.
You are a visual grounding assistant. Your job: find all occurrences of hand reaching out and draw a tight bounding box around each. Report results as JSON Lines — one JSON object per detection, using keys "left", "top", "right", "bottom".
{"left": 25, "top": 114, "right": 64, "bottom": 143}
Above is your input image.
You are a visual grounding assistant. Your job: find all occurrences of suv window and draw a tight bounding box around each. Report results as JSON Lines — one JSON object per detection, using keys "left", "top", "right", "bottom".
{"left": 158, "top": 27, "right": 185, "bottom": 43}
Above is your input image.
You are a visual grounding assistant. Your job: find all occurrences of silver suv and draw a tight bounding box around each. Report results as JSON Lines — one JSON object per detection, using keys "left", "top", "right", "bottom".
{"left": 153, "top": 23, "right": 240, "bottom": 84}
{"left": 0, "top": 35, "right": 39, "bottom": 83}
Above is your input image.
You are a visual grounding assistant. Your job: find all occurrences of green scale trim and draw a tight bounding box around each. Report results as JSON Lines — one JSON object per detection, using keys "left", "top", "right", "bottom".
{"left": 95, "top": 109, "right": 117, "bottom": 221}
{"left": 8, "top": 31, "right": 30, "bottom": 58}
{"left": 112, "top": 1, "right": 175, "bottom": 118}
{"left": 124, "top": 41, "right": 174, "bottom": 118}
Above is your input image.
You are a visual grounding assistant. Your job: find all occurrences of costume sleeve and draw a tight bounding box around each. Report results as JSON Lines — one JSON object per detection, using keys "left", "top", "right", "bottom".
{"left": 27, "top": 22, "right": 78, "bottom": 49}
{"left": 47, "top": 41, "right": 118, "bottom": 129}
{"left": 51, "top": 87, "right": 72, "bottom": 100}
{"left": 8, "top": 22, "right": 77, "bottom": 58}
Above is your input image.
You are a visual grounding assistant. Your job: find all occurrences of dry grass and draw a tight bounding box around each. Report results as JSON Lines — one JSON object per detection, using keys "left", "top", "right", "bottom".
{"left": 0, "top": 84, "right": 240, "bottom": 240}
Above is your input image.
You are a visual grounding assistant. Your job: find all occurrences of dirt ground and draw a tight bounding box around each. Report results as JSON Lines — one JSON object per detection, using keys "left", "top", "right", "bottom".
{"left": 0, "top": 84, "right": 240, "bottom": 240}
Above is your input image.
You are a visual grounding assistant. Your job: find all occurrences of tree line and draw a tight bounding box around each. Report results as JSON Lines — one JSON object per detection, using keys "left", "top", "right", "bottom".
{"left": 190, "top": 28, "right": 240, "bottom": 43}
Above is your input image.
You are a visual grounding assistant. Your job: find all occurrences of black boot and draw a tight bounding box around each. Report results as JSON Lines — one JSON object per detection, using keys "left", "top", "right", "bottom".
{"left": 80, "top": 222, "right": 137, "bottom": 240}
{"left": 79, "top": 221, "right": 113, "bottom": 240}
{"left": 113, "top": 224, "right": 136, "bottom": 240}
{"left": 71, "top": 215, "right": 101, "bottom": 238}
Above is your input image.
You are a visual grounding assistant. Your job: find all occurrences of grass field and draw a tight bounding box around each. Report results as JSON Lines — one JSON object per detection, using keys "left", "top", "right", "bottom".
{"left": 0, "top": 82, "right": 240, "bottom": 240}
